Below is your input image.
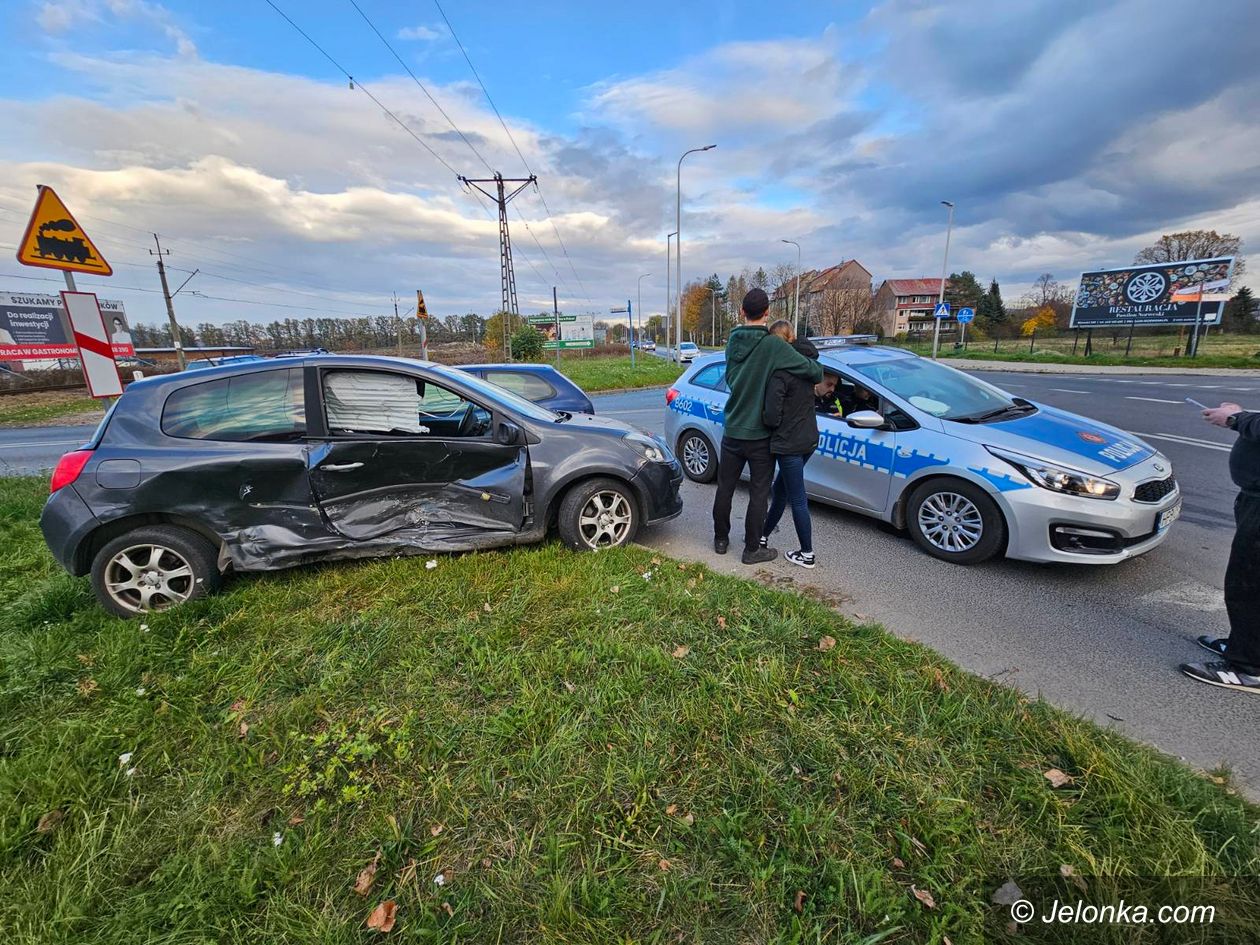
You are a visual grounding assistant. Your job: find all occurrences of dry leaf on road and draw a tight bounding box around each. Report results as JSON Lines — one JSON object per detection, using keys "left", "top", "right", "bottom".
{"left": 1044, "top": 768, "right": 1074, "bottom": 788}
{"left": 911, "top": 886, "right": 936, "bottom": 909}
{"left": 366, "top": 899, "right": 397, "bottom": 933}
{"left": 354, "top": 851, "right": 382, "bottom": 896}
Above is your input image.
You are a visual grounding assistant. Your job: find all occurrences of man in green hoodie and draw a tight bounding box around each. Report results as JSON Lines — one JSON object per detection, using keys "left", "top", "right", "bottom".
{"left": 712, "top": 288, "right": 824, "bottom": 563}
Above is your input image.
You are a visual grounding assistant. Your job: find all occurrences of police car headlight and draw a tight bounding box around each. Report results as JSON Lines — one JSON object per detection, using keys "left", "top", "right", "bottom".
{"left": 986, "top": 446, "right": 1119, "bottom": 500}
{"left": 624, "top": 432, "right": 673, "bottom": 463}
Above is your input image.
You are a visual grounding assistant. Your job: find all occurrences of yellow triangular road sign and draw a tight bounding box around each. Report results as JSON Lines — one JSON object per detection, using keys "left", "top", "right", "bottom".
{"left": 16, "top": 186, "right": 112, "bottom": 276}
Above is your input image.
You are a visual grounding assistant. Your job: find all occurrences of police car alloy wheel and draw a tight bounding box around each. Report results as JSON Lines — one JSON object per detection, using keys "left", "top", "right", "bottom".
{"left": 679, "top": 431, "right": 717, "bottom": 483}
{"left": 906, "top": 478, "right": 1006, "bottom": 565}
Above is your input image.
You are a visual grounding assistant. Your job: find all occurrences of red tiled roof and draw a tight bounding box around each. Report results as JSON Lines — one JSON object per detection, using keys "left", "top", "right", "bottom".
{"left": 884, "top": 278, "right": 944, "bottom": 296}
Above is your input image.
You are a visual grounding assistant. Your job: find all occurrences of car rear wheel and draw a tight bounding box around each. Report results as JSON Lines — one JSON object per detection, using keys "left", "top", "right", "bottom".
{"left": 906, "top": 478, "right": 1006, "bottom": 565}
{"left": 90, "top": 525, "right": 221, "bottom": 618}
{"left": 558, "top": 477, "right": 639, "bottom": 551}
{"left": 678, "top": 430, "right": 717, "bottom": 483}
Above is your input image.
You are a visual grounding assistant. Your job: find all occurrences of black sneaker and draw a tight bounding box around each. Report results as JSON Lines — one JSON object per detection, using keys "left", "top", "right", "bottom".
{"left": 741, "top": 546, "right": 777, "bottom": 565}
{"left": 785, "top": 550, "right": 815, "bottom": 569}
{"left": 1196, "top": 635, "right": 1228, "bottom": 657}
{"left": 714, "top": 538, "right": 729, "bottom": 555}
{"left": 1179, "top": 660, "right": 1260, "bottom": 694}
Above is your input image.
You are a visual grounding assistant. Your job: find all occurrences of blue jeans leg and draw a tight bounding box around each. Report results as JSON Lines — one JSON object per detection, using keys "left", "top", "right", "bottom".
{"left": 777, "top": 452, "right": 812, "bottom": 553}
{"left": 763, "top": 462, "right": 789, "bottom": 540}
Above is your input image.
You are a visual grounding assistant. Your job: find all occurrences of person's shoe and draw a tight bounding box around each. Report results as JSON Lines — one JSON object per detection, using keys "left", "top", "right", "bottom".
{"left": 785, "top": 550, "right": 816, "bottom": 569}
{"left": 713, "top": 538, "right": 729, "bottom": 555}
{"left": 1179, "top": 660, "right": 1260, "bottom": 694}
{"left": 741, "top": 546, "right": 777, "bottom": 565}
{"left": 1196, "top": 635, "right": 1229, "bottom": 657}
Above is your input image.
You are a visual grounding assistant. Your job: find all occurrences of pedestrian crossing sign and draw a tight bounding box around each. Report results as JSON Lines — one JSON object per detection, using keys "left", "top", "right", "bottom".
{"left": 934, "top": 302, "right": 950, "bottom": 319}
{"left": 16, "top": 186, "right": 112, "bottom": 276}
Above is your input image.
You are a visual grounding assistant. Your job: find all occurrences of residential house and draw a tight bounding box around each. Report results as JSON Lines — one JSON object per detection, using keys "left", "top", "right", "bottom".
{"left": 770, "top": 260, "right": 873, "bottom": 334}
{"left": 873, "top": 278, "right": 953, "bottom": 338}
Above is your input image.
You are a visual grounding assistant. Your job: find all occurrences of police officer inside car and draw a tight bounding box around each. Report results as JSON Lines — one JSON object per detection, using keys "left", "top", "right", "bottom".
{"left": 1180, "top": 402, "right": 1260, "bottom": 693}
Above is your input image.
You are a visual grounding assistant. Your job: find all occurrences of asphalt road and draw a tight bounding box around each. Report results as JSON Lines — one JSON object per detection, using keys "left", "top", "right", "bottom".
{"left": 3, "top": 369, "right": 1257, "bottom": 793}
{"left": 595, "top": 370, "right": 1260, "bottom": 795}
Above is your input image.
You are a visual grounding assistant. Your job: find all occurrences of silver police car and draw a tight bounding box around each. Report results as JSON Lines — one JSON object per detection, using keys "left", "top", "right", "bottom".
{"left": 663, "top": 341, "right": 1180, "bottom": 565}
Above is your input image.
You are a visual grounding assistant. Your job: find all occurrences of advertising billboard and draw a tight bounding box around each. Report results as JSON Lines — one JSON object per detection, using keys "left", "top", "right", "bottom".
{"left": 1069, "top": 258, "right": 1234, "bottom": 328}
{"left": 533, "top": 313, "right": 596, "bottom": 350}
{"left": 0, "top": 291, "right": 134, "bottom": 361}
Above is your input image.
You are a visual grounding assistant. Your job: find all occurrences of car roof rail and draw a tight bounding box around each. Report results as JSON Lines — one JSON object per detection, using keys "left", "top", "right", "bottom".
{"left": 811, "top": 334, "right": 878, "bottom": 349}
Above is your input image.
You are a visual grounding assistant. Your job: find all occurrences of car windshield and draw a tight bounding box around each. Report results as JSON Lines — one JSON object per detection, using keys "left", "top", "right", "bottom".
{"left": 681, "top": 343, "right": 697, "bottom": 350}
{"left": 439, "top": 367, "right": 559, "bottom": 422}
{"left": 848, "top": 357, "right": 1023, "bottom": 421}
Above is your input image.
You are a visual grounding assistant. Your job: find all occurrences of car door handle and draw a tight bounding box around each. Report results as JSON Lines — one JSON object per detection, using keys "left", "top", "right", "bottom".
{"left": 321, "top": 462, "right": 364, "bottom": 472}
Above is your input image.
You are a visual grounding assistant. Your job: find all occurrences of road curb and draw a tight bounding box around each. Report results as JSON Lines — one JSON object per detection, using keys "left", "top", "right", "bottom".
{"left": 944, "top": 359, "right": 1260, "bottom": 377}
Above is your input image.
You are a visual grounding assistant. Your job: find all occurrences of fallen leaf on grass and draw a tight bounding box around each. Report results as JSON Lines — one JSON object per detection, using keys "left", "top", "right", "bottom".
{"left": 911, "top": 886, "right": 936, "bottom": 909}
{"left": 891, "top": 857, "right": 905, "bottom": 869}
{"left": 682, "top": 813, "right": 694, "bottom": 825}
{"left": 354, "top": 851, "right": 383, "bottom": 896}
{"left": 1044, "top": 768, "right": 1073, "bottom": 788}
{"left": 440, "top": 901, "right": 454, "bottom": 917}
{"left": 932, "top": 667, "right": 950, "bottom": 692}
{"left": 36, "top": 809, "right": 65, "bottom": 834}
{"left": 425, "top": 559, "right": 438, "bottom": 570}
{"left": 818, "top": 635, "right": 836, "bottom": 652}
{"left": 793, "top": 890, "right": 806, "bottom": 913}
{"left": 238, "top": 721, "right": 250, "bottom": 739}
{"left": 480, "top": 857, "right": 492, "bottom": 869}
{"left": 77, "top": 677, "right": 98, "bottom": 697}
{"left": 686, "top": 578, "right": 696, "bottom": 589}
{"left": 229, "top": 699, "right": 246, "bottom": 715}
{"left": 287, "top": 814, "right": 305, "bottom": 826}
{"left": 483, "top": 601, "right": 492, "bottom": 612}
{"left": 1060, "top": 864, "right": 1087, "bottom": 893}
{"left": 562, "top": 680, "right": 576, "bottom": 693}
{"left": 76, "top": 653, "right": 94, "bottom": 666}
{"left": 671, "top": 644, "right": 690, "bottom": 659}
{"left": 665, "top": 803, "right": 679, "bottom": 815}
{"left": 658, "top": 858, "right": 671, "bottom": 871}
{"left": 651, "top": 557, "right": 661, "bottom": 565}
{"left": 909, "top": 836, "right": 927, "bottom": 856}
{"left": 430, "top": 824, "right": 444, "bottom": 837}
{"left": 716, "top": 615, "right": 727, "bottom": 630}
{"left": 610, "top": 585, "right": 620, "bottom": 593}
{"left": 366, "top": 900, "right": 397, "bottom": 933}
{"left": 991, "top": 880, "right": 1023, "bottom": 906}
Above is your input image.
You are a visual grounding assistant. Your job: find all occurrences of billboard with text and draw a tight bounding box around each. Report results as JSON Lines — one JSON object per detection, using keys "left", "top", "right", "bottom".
{"left": 0, "top": 291, "right": 133, "bottom": 361}
{"left": 1069, "top": 258, "right": 1234, "bottom": 328}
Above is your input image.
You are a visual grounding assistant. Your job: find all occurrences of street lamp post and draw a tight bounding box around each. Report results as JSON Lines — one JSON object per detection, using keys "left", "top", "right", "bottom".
{"left": 781, "top": 238, "right": 802, "bottom": 336}
{"left": 637, "top": 272, "right": 651, "bottom": 355}
{"left": 701, "top": 285, "right": 724, "bottom": 346}
{"left": 931, "top": 200, "right": 955, "bottom": 360}
{"left": 676, "top": 145, "right": 716, "bottom": 362}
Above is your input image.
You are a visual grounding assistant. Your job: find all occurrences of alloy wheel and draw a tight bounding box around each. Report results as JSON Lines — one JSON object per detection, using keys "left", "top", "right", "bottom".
{"left": 103, "top": 543, "right": 196, "bottom": 613}
{"left": 578, "top": 490, "right": 634, "bottom": 548}
{"left": 917, "top": 491, "right": 984, "bottom": 553}
{"left": 682, "top": 435, "right": 710, "bottom": 477}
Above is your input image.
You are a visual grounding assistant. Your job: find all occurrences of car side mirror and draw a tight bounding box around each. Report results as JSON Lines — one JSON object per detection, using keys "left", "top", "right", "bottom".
{"left": 844, "top": 410, "right": 886, "bottom": 429}
{"left": 496, "top": 420, "right": 523, "bottom": 445}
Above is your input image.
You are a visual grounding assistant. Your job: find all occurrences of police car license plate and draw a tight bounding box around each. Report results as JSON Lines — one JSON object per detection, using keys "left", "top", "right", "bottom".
{"left": 1158, "top": 502, "right": 1181, "bottom": 531}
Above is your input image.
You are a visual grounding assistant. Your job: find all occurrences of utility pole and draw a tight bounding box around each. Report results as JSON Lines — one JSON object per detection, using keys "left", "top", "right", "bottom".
{"left": 393, "top": 292, "right": 402, "bottom": 356}
{"left": 150, "top": 234, "right": 187, "bottom": 370}
{"left": 931, "top": 201, "right": 955, "bottom": 360}
{"left": 553, "top": 286, "right": 560, "bottom": 367}
{"left": 459, "top": 173, "right": 536, "bottom": 362}
{"left": 665, "top": 232, "right": 676, "bottom": 352}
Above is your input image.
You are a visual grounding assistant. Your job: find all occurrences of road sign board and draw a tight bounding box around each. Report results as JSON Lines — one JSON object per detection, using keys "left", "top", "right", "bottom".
{"left": 933, "top": 302, "right": 951, "bottom": 319}
{"left": 61, "top": 292, "right": 122, "bottom": 397}
{"left": 16, "top": 186, "right": 112, "bottom": 276}
{"left": 415, "top": 290, "right": 428, "bottom": 319}
{"left": 957, "top": 308, "right": 974, "bottom": 323}
{"left": 543, "top": 339, "right": 594, "bottom": 350}
{"left": 1069, "top": 257, "right": 1235, "bottom": 328}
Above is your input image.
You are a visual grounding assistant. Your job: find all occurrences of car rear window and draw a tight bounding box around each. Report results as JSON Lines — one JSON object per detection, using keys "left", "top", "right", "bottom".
{"left": 161, "top": 368, "right": 306, "bottom": 442}
{"left": 484, "top": 370, "right": 556, "bottom": 401}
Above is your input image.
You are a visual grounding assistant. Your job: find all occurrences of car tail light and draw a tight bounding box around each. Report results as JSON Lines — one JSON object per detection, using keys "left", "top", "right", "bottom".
{"left": 50, "top": 450, "right": 92, "bottom": 493}
{"left": 666, "top": 387, "right": 679, "bottom": 405}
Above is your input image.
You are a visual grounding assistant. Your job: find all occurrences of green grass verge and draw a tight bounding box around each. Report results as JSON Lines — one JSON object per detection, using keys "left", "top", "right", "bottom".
{"left": 0, "top": 393, "right": 103, "bottom": 427}
{"left": 1, "top": 475, "right": 1256, "bottom": 942}
{"left": 550, "top": 354, "right": 684, "bottom": 392}
{"left": 930, "top": 348, "right": 1260, "bottom": 370}
{"left": 896, "top": 334, "right": 1260, "bottom": 370}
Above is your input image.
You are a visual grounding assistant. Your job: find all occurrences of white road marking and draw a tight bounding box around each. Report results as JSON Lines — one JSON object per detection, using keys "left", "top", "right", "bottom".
{"left": 1047, "top": 388, "right": 1090, "bottom": 394}
{"left": 1129, "top": 431, "right": 1232, "bottom": 452}
{"left": 1138, "top": 581, "right": 1225, "bottom": 613}
{"left": 1125, "top": 396, "right": 1183, "bottom": 404}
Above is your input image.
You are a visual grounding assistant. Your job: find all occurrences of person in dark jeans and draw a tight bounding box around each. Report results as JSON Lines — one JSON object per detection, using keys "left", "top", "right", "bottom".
{"left": 1180, "top": 401, "right": 1260, "bottom": 692}
{"left": 759, "top": 320, "right": 819, "bottom": 568}
{"left": 712, "top": 288, "right": 822, "bottom": 564}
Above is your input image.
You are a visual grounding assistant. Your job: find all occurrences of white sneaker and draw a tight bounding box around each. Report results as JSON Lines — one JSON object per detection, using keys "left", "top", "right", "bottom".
{"left": 785, "top": 550, "right": 815, "bottom": 569}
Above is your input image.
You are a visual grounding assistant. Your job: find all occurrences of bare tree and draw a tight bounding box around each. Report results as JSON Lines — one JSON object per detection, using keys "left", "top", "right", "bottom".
{"left": 1134, "top": 230, "right": 1246, "bottom": 281}
{"left": 813, "top": 286, "right": 873, "bottom": 335}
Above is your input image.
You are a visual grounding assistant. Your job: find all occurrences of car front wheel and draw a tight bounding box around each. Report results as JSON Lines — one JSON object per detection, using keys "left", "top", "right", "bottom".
{"left": 678, "top": 430, "right": 718, "bottom": 483}
{"left": 90, "top": 525, "right": 221, "bottom": 618}
{"left": 905, "top": 478, "right": 1006, "bottom": 565}
{"left": 558, "top": 477, "right": 639, "bottom": 551}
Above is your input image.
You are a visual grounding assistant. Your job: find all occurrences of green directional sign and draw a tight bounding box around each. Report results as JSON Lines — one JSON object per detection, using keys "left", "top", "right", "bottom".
{"left": 543, "top": 339, "right": 594, "bottom": 350}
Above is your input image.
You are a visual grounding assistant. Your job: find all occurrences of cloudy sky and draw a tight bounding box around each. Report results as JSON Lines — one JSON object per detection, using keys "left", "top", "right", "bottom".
{"left": 0, "top": 0, "right": 1256, "bottom": 328}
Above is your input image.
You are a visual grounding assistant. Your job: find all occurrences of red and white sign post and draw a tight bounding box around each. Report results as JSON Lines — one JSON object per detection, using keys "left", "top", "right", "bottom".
{"left": 60, "top": 291, "right": 123, "bottom": 398}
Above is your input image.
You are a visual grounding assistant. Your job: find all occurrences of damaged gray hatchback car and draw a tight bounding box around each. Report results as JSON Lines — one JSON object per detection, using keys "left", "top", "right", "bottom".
{"left": 40, "top": 355, "right": 683, "bottom": 617}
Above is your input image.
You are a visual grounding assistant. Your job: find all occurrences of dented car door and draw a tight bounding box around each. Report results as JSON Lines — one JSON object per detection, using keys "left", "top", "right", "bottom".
{"left": 308, "top": 367, "right": 527, "bottom": 544}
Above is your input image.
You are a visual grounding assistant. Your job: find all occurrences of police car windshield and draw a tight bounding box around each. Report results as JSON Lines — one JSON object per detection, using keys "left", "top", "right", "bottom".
{"left": 849, "top": 357, "right": 1021, "bottom": 421}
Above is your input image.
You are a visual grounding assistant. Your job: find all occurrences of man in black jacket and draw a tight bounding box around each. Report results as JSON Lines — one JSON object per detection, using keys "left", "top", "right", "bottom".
{"left": 1179, "top": 401, "right": 1260, "bottom": 693}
